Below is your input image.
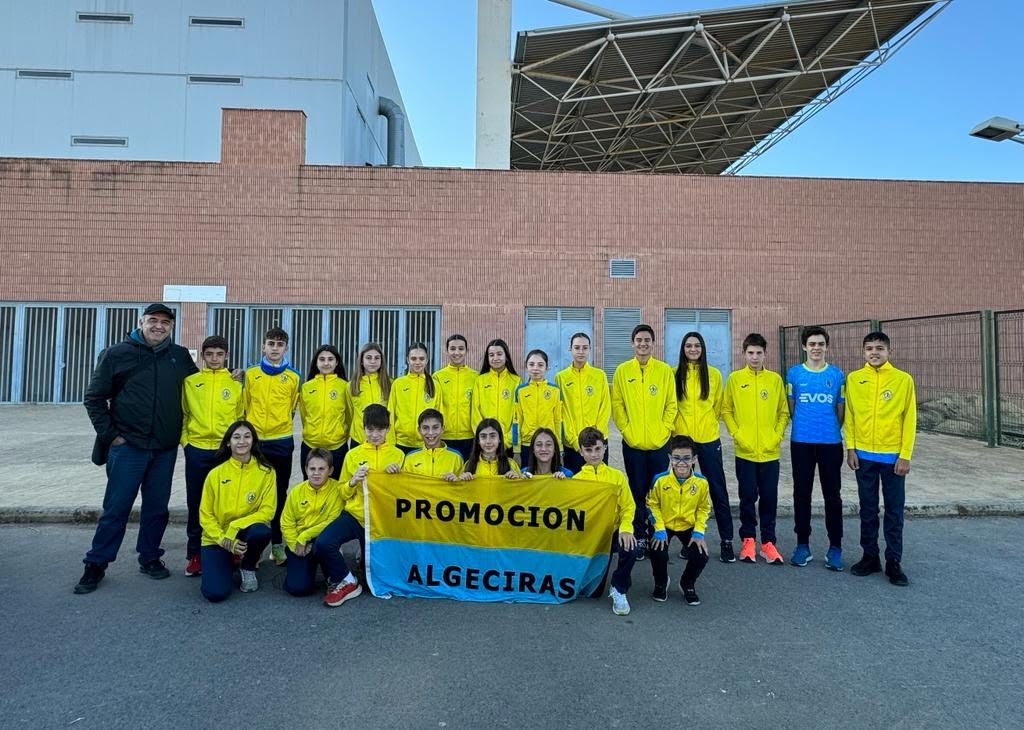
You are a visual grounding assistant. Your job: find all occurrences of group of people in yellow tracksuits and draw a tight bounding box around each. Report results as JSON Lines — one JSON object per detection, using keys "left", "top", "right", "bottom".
{"left": 77, "top": 304, "right": 917, "bottom": 612}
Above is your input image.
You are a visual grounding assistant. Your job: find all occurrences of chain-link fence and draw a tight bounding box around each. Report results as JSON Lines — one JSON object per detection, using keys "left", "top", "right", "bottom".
{"left": 780, "top": 309, "right": 1021, "bottom": 448}
{"left": 996, "top": 309, "right": 1024, "bottom": 448}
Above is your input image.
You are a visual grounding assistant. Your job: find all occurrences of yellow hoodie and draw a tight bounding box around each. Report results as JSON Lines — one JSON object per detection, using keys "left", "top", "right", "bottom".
{"left": 469, "top": 457, "right": 521, "bottom": 477}
{"left": 572, "top": 462, "right": 635, "bottom": 534}
{"left": 555, "top": 363, "right": 611, "bottom": 450}
{"left": 387, "top": 372, "right": 444, "bottom": 448}
{"left": 298, "top": 374, "right": 351, "bottom": 450}
{"left": 243, "top": 365, "right": 300, "bottom": 441}
{"left": 348, "top": 373, "right": 388, "bottom": 445}
{"left": 199, "top": 457, "right": 277, "bottom": 546}
{"left": 844, "top": 361, "right": 917, "bottom": 460}
{"left": 402, "top": 445, "right": 464, "bottom": 478}
{"left": 611, "top": 357, "right": 677, "bottom": 450}
{"left": 181, "top": 368, "right": 244, "bottom": 449}
{"left": 339, "top": 442, "right": 406, "bottom": 524}
{"left": 512, "top": 380, "right": 562, "bottom": 447}
{"left": 721, "top": 366, "right": 788, "bottom": 462}
{"left": 433, "top": 364, "right": 478, "bottom": 440}
{"left": 471, "top": 369, "right": 520, "bottom": 447}
{"left": 672, "top": 363, "right": 724, "bottom": 444}
{"left": 646, "top": 471, "right": 711, "bottom": 537}
{"left": 280, "top": 478, "right": 346, "bottom": 551}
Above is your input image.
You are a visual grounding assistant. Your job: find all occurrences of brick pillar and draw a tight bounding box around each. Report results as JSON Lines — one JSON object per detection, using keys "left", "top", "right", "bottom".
{"left": 220, "top": 108, "right": 307, "bottom": 167}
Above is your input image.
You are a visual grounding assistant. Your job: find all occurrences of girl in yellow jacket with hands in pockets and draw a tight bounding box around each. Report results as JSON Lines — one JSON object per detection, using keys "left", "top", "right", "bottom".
{"left": 298, "top": 345, "right": 351, "bottom": 480}
{"left": 199, "top": 420, "right": 276, "bottom": 602}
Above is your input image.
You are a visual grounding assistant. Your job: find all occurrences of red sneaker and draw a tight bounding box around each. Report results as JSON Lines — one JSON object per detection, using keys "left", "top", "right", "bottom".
{"left": 739, "top": 537, "right": 757, "bottom": 563}
{"left": 324, "top": 580, "right": 363, "bottom": 607}
{"left": 184, "top": 555, "right": 202, "bottom": 577}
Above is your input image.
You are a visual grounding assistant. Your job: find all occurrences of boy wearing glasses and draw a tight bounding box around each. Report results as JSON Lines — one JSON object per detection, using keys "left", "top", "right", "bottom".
{"left": 646, "top": 435, "right": 712, "bottom": 606}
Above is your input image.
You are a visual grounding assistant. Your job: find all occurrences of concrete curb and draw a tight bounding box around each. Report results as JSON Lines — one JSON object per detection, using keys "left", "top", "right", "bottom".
{"left": 3, "top": 502, "right": 1024, "bottom": 525}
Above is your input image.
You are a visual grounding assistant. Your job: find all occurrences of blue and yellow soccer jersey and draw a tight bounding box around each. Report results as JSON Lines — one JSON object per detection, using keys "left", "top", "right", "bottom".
{"left": 786, "top": 363, "right": 845, "bottom": 444}
{"left": 243, "top": 364, "right": 300, "bottom": 441}
{"left": 512, "top": 380, "right": 562, "bottom": 447}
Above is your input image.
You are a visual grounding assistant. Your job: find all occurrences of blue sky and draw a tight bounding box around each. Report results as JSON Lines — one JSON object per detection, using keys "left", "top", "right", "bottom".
{"left": 374, "top": 0, "right": 1023, "bottom": 181}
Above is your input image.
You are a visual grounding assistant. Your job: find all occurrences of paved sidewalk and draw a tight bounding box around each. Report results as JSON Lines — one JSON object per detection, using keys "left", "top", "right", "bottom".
{"left": 1, "top": 405, "right": 1022, "bottom": 523}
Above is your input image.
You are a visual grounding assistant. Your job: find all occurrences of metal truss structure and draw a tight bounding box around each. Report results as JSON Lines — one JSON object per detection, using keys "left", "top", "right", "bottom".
{"left": 511, "top": 0, "right": 952, "bottom": 174}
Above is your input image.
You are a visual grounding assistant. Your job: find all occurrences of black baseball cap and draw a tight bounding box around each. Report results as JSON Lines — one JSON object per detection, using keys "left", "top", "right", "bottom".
{"left": 143, "top": 303, "right": 176, "bottom": 319}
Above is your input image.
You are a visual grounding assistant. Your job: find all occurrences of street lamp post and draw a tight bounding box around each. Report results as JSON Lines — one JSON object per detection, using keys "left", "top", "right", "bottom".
{"left": 969, "top": 116, "right": 1024, "bottom": 145}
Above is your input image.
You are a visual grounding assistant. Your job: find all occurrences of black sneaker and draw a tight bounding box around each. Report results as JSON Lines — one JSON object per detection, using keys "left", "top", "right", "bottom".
{"left": 634, "top": 538, "right": 647, "bottom": 562}
{"left": 651, "top": 584, "right": 668, "bottom": 602}
{"left": 678, "top": 546, "right": 688, "bottom": 560}
{"left": 850, "top": 554, "right": 882, "bottom": 577}
{"left": 73, "top": 563, "right": 106, "bottom": 594}
{"left": 139, "top": 559, "right": 171, "bottom": 580}
{"left": 719, "top": 540, "right": 736, "bottom": 564}
{"left": 885, "top": 560, "right": 909, "bottom": 587}
{"left": 681, "top": 581, "right": 701, "bottom": 606}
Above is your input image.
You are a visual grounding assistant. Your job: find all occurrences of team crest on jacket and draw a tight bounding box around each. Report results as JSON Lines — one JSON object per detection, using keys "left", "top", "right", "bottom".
{"left": 882, "top": 389, "right": 893, "bottom": 401}
{"left": 465, "top": 388, "right": 472, "bottom": 401}
{"left": 649, "top": 384, "right": 658, "bottom": 396}
{"left": 502, "top": 389, "right": 511, "bottom": 399}
{"left": 585, "top": 385, "right": 594, "bottom": 396}
{"left": 424, "top": 393, "right": 432, "bottom": 403}
{"left": 689, "top": 484, "right": 697, "bottom": 496}
{"left": 543, "top": 391, "right": 551, "bottom": 400}
{"left": 246, "top": 491, "right": 256, "bottom": 504}
{"left": 760, "top": 389, "right": 768, "bottom": 400}
{"left": 221, "top": 388, "right": 231, "bottom": 400}
{"left": 329, "top": 390, "right": 338, "bottom": 400}
{"left": 279, "top": 374, "right": 288, "bottom": 383}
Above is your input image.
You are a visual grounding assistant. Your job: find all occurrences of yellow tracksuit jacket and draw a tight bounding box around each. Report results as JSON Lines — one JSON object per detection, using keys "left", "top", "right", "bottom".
{"left": 721, "top": 366, "right": 788, "bottom": 462}
{"left": 339, "top": 442, "right": 406, "bottom": 524}
{"left": 646, "top": 471, "right": 711, "bottom": 537}
{"left": 348, "top": 373, "right": 389, "bottom": 445}
{"left": 470, "top": 369, "right": 520, "bottom": 447}
{"left": 434, "top": 365, "right": 478, "bottom": 440}
{"left": 844, "top": 362, "right": 917, "bottom": 460}
{"left": 512, "top": 380, "right": 562, "bottom": 448}
{"left": 556, "top": 363, "right": 611, "bottom": 451}
{"left": 298, "top": 374, "right": 351, "bottom": 450}
{"left": 180, "top": 368, "right": 244, "bottom": 449}
{"left": 402, "top": 446, "right": 464, "bottom": 478}
{"left": 199, "top": 457, "right": 277, "bottom": 546}
{"left": 243, "top": 365, "right": 300, "bottom": 441}
{"left": 572, "top": 462, "right": 636, "bottom": 534}
{"left": 387, "top": 373, "right": 444, "bottom": 448}
{"left": 469, "top": 458, "right": 521, "bottom": 477}
{"left": 611, "top": 357, "right": 678, "bottom": 450}
{"left": 280, "top": 478, "right": 345, "bottom": 552}
{"left": 672, "top": 363, "right": 724, "bottom": 444}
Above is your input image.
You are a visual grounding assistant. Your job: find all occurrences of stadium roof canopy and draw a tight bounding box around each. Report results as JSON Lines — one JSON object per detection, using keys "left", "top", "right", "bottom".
{"left": 510, "top": 0, "right": 951, "bottom": 174}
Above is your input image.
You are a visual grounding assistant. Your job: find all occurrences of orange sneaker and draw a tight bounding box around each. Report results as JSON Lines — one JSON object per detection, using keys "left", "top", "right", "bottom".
{"left": 739, "top": 537, "right": 756, "bottom": 563}
{"left": 324, "top": 580, "right": 363, "bottom": 607}
{"left": 759, "top": 541, "right": 784, "bottom": 565}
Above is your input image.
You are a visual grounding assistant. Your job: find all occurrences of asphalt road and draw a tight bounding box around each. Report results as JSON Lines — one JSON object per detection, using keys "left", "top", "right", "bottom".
{"left": 2, "top": 518, "right": 1021, "bottom": 729}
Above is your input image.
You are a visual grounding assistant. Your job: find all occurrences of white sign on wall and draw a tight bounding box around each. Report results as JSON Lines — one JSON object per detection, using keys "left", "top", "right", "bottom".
{"left": 163, "top": 284, "right": 227, "bottom": 303}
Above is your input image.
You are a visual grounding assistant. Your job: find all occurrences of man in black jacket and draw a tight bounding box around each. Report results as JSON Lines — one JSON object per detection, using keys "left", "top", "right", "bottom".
{"left": 75, "top": 303, "right": 199, "bottom": 594}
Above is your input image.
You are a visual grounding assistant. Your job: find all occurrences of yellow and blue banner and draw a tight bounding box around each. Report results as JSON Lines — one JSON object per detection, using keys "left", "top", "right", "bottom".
{"left": 363, "top": 473, "right": 620, "bottom": 603}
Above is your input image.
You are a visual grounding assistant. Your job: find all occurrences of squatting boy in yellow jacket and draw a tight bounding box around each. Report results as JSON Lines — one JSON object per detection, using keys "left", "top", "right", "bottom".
{"left": 646, "top": 435, "right": 712, "bottom": 605}
{"left": 198, "top": 420, "right": 276, "bottom": 603}
{"left": 401, "top": 409, "right": 464, "bottom": 481}
{"left": 671, "top": 330, "right": 735, "bottom": 562}
{"left": 611, "top": 324, "right": 677, "bottom": 548}
{"left": 844, "top": 331, "right": 917, "bottom": 587}
{"left": 281, "top": 447, "right": 347, "bottom": 597}
{"left": 298, "top": 345, "right": 351, "bottom": 480}
{"left": 433, "top": 334, "right": 478, "bottom": 460}
{"left": 316, "top": 404, "right": 404, "bottom": 608}
{"left": 555, "top": 332, "right": 610, "bottom": 472}
{"left": 471, "top": 339, "right": 519, "bottom": 449}
{"left": 180, "top": 336, "right": 243, "bottom": 577}
{"left": 721, "top": 333, "right": 788, "bottom": 565}
{"left": 242, "top": 326, "right": 300, "bottom": 564}
{"left": 571, "top": 427, "right": 637, "bottom": 617}
{"left": 388, "top": 343, "right": 443, "bottom": 451}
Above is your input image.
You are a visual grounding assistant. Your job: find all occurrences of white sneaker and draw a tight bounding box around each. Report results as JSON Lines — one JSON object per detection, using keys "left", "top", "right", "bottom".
{"left": 609, "top": 588, "right": 630, "bottom": 616}
{"left": 240, "top": 569, "right": 258, "bottom": 593}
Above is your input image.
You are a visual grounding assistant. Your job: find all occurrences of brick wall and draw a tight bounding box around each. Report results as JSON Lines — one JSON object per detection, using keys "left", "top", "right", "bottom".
{"left": 1, "top": 109, "right": 1022, "bottom": 370}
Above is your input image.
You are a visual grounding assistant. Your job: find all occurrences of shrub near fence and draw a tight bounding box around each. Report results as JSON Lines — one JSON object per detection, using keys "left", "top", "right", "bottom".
{"left": 780, "top": 310, "right": 1022, "bottom": 448}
